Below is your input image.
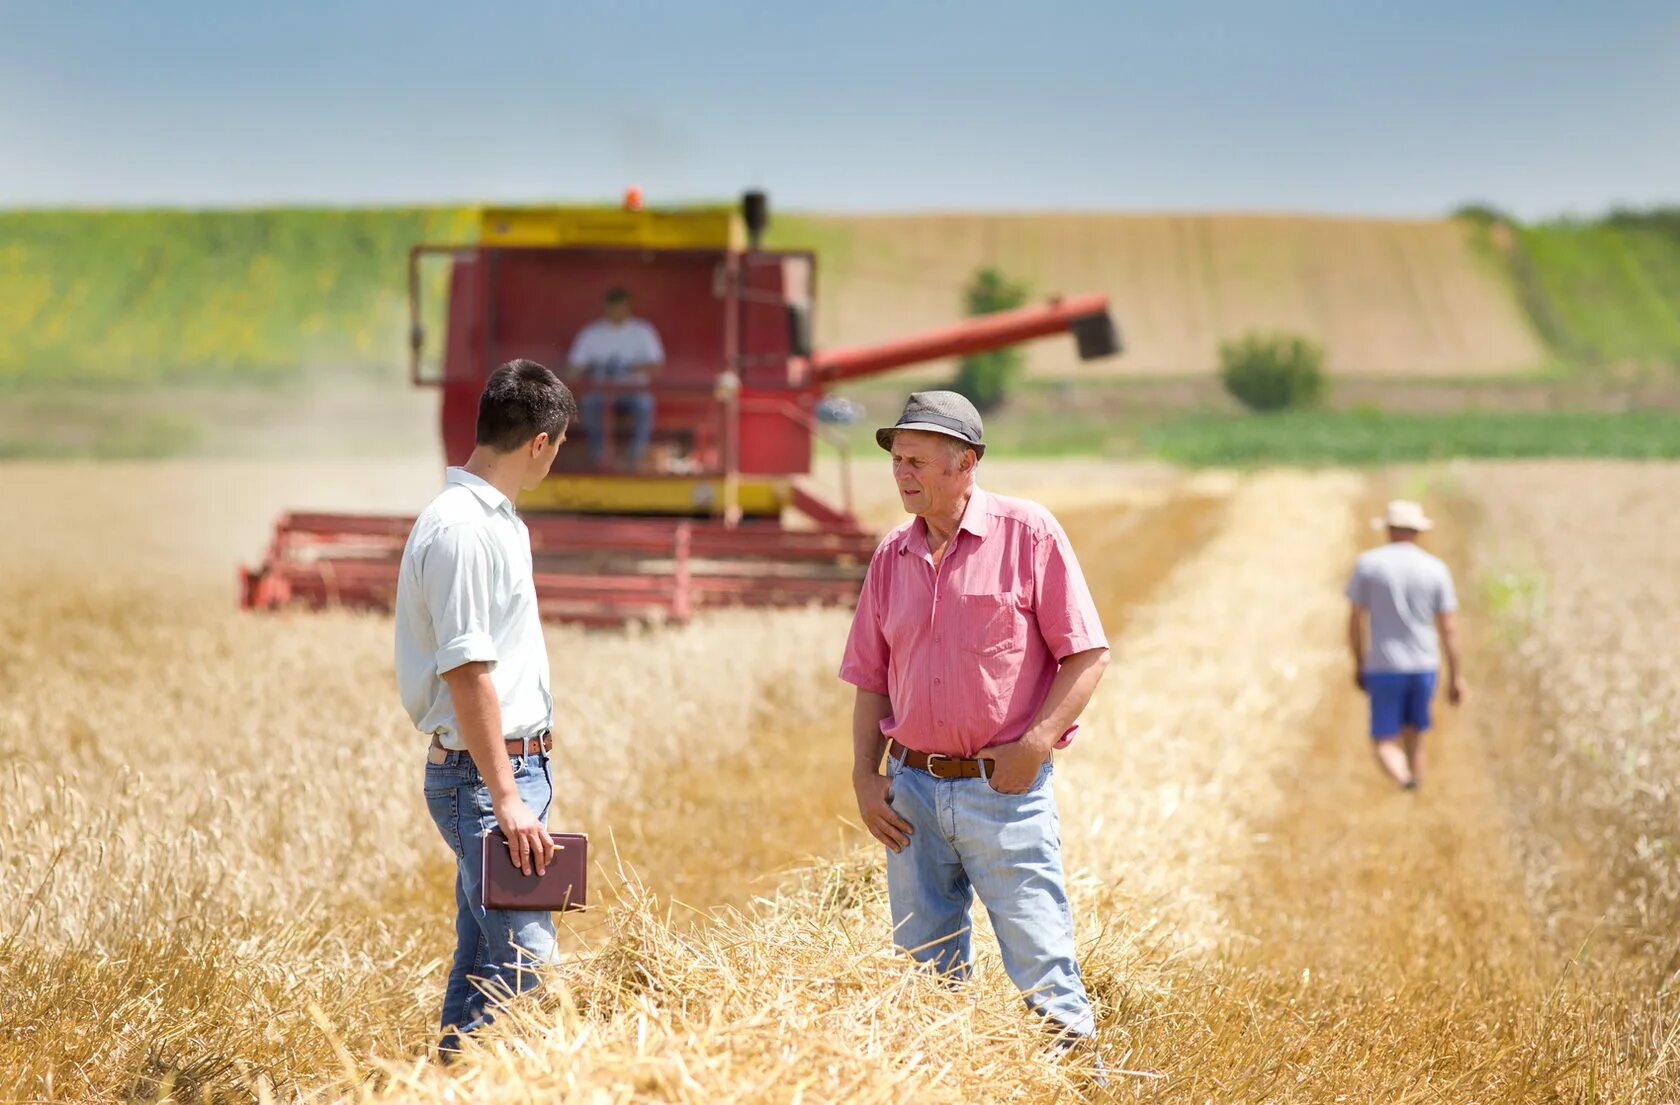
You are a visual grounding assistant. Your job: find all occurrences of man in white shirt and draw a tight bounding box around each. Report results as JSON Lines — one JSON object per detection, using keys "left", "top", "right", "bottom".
{"left": 394, "top": 358, "right": 576, "bottom": 1059}
{"left": 566, "top": 286, "right": 665, "bottom": 469}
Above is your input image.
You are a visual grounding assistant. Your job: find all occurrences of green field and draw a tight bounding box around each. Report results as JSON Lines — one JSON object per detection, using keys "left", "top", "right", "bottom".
{"left": 1504, "top": 212, "right": 1680, "bottom": 369}
{"left": 1141, "top": 409, "right": 1680, "bottom": 466}
{"left": 0, "top": 207, "right": 473, "bottom": 386}
{"left": 826, "top": 373, "right": 1680, "bottom": 467}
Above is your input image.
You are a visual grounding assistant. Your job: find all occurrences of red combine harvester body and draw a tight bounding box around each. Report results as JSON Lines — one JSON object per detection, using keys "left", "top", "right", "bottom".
{"left": 241, "top": 193, "right": 1120, "bottom": 625}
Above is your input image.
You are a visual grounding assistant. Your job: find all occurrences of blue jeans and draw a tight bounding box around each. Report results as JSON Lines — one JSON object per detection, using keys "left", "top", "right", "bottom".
{"left": 883, "top": 754, "right": 1094, "bottom": 1038}
{"left": 423, "top": 746, "right": 557, "bottom": 1055}
{"left": 580, "top": 391, "right": 655, "bottom": 466}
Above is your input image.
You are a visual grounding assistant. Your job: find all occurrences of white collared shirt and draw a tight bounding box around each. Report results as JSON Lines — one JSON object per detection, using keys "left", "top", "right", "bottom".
{"left": 566, "top": 317, "right": 664, "bottom": 382}
{"left": 395, "top": 467, "right": 552, "bottom": 749}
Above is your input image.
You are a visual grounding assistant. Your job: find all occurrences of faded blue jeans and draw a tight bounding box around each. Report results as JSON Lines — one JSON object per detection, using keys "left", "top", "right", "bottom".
{"left": 884, "top": 754, "right": 1094, "bottom": 1037}
{"left": 423, "top": 745, "right": 557, "bottom": 1055}
{"left": 580, "top": 390, "right": 655, "bottom": 467}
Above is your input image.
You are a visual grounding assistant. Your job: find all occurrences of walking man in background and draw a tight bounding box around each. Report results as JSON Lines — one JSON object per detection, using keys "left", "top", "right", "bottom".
{"left": 1346, "top": 499, "right": 1465, "bottom": 790}
{"left": 838, "top": 391, "right": 1111, "bottom": 1071}
{"left": 395, "top": 359, "right": 576, "bottom": 1058}
{"left": 567, "top": 286, "right": 665, "bottom": 470}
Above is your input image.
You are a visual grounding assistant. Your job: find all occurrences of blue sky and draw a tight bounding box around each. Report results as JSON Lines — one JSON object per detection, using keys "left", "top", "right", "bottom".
{"left": 1, "top": 1, "right": 1675, "bottom": 216}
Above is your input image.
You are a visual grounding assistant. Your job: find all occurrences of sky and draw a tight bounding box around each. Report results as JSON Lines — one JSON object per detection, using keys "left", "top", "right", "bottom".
{"left": 1, "top": 1, "right": 1676, "bottom": 218}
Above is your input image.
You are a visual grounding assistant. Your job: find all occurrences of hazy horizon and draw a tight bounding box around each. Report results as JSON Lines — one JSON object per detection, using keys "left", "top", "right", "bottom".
{"left": 2, "top": 200, "right": 1670, "bottom": 222}
{"left": 2, "top": 2, "right": 1676, "bottom": 219}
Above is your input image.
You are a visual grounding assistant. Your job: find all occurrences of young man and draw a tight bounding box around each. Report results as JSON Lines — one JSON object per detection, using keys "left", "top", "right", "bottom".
{"left": 1346, "top": 499, "right": 1466, "bottom": 790}
{"left": 394, "top": 358, "right": 576, "bottom": 1058}
{"left": 567, "top": 287, "right": 665, "bottom": 470}
{"left": 838, "top": 391, "right": 1112, "bottom": 1069}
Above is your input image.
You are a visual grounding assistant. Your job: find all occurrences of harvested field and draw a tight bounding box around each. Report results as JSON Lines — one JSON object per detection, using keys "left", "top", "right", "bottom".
{"left": 786, "top": 213, "right": 1546, "bottom": 378}
{"left": 2, "top": 457, "right": 1676, "bottom": 1102}
{"left": 1459, "top": 463, "right": 1680, "bottom": 973}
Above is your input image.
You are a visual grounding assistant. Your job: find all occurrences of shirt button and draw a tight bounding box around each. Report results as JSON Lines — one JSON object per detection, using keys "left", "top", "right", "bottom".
{"left": 934, "top": 635, "right": 942, "bottom": 644}
{"left": 934, "top": 678, "right": 942, "bottom": 685}
{"left": 937, "top": 720, "right": 945, "bottom": 728}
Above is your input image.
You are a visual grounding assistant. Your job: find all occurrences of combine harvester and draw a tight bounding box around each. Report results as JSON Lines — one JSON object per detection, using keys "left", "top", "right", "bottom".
{"left": 241, "top": 192, "right": 1120, "bottom": 625}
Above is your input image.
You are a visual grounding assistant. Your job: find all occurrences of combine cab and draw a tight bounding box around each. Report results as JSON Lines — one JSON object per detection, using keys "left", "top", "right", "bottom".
{"left": 242, "top": 192, "right": 1120, "bottom": 625}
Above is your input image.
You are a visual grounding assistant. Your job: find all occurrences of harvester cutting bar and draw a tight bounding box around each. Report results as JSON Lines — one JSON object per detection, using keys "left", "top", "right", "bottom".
{"left": 272, "top": 512, "right": 876, "bottom": 561}
{"left": 242, "top": 510, "right": 874, "bottom": 626}
{"left": 527, "top": 516, "right": 875, "bottom": 562}
{"left": 255, "top": 559, "right": 694, "bottom": 627}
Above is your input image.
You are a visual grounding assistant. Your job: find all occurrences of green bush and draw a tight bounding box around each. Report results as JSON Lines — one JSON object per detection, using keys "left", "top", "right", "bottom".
{"left": 951, "top": 267, "right": 1029, "bottom": 413}
{"left": 1218, "top": 332, "right": 1327, "bottom": 412}
{"left": 1452, "top": 202, "right": 1513, "bottom": 226}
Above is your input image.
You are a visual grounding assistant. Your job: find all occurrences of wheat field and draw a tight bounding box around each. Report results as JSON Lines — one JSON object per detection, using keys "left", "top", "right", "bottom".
{"left": 2, "top": 457, "right": 1677, "bottom": 1103}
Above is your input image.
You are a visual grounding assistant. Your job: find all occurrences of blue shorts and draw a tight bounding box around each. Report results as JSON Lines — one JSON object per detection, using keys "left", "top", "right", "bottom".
{"left": 1363, "top": 671, "right": 1437, "bottom": 739}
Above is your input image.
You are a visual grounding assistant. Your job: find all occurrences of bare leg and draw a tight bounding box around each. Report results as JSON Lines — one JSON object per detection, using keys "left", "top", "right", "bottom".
{"left": 1400, "top": 726, "right": 1426, "bottom": 787}
{"left": 1372, "top": 738, "right": 1414, "bottom": 788}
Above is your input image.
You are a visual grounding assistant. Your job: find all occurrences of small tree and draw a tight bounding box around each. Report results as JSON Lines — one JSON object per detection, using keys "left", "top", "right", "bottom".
{"left": 1219, "top": 332, "right": 1327, "bottom": 412}
{"left": 951, "top": 267, "right": 1029, "bottom": 413}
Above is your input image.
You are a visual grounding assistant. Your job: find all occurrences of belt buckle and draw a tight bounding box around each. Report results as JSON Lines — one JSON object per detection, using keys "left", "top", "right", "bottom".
{"left": 922, "top": 752, "right": 950, "bottom": 778}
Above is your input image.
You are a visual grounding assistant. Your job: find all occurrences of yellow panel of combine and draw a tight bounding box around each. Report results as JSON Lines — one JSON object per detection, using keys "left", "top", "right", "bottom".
{"left": 479, "top": 205, "right": 743, "bottom": 250}
{"left": 516, "top": 474, "right": 790, "bottom": 517}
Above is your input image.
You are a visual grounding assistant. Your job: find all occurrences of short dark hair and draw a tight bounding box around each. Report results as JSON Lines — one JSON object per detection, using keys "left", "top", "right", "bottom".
{"left": 604, "top": 286, "right": 630, "bottom": 305}
{"left": 476, "top": 359, "right": 576, "bottom": 451}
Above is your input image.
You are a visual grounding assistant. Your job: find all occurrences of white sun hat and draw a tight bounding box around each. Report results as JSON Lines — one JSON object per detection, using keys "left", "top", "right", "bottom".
{"left": 1373, "top": 499, "right": 1435, "bottom": 532}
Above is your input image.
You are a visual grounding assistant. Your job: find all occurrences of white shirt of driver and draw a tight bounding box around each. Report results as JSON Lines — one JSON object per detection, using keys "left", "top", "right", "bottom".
{"left": 394, "top": 467, "right": 552, "bottom": 749}
{"left": 566, "top": 317, "right": 665, "bottom": 382}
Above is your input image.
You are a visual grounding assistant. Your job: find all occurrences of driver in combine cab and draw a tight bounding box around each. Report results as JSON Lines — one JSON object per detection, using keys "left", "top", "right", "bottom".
{"left": 567, "top": 287, "right": 665, "bottom": 470}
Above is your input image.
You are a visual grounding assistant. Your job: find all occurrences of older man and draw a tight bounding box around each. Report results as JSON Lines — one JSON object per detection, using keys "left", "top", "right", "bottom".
{"left": 838, "top": 391, "right": 1111, "bottom": 1052}
{"left": 1346, "top": 499, "right": 1465, "bottom": 790}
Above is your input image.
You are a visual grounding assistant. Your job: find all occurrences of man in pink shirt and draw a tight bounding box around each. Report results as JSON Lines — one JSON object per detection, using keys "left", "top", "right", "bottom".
{"left": 839, "top": 391, "right": 1111, "bottom": 1056}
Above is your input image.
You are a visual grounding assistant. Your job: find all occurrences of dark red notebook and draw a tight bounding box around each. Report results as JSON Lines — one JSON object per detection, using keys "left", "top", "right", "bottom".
{"left": 480, "top": 829, "right": 588, "bottom": 912}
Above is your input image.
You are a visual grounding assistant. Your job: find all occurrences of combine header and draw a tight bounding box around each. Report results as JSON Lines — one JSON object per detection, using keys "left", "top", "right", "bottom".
{"left": 242, "top": 192, "right": 1120, "bottom": 625}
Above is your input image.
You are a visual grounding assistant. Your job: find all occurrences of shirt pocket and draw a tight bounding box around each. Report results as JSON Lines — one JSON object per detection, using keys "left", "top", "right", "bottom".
{"left": 958, "top": 594, "right": 1025, "bottom": 658}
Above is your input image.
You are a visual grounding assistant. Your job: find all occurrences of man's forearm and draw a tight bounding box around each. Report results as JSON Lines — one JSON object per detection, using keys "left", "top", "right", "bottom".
{"left": 1023, "top": 648, "right": 1110, "bottom": 752}
{"left": 1439, "top": 616, "right": 1461, "bottom": 679}
{"left": 444, "top": 665, "right": 518, "bottom": 802}
{"left": 1348, "top": 609, "right": 1365, "bottom": 669}
{"left": 851, "top": 690, "right": 893, "bottom": 781}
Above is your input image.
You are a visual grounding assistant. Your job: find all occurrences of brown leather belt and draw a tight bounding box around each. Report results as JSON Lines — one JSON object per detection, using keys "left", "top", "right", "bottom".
{"left": 427, "top": 730, "right": 552, "bottom": 764}
{"left": 888, "top": 739, "right": 994, "bottom": 780}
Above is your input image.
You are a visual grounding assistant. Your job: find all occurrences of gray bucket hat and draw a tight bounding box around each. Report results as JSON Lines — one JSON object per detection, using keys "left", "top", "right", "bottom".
{"left": 875, "top": 391, "right": 986, "bottom": 458}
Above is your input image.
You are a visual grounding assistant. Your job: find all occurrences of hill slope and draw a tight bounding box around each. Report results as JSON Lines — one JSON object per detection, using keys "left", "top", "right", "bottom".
{"left": 774, "top": 213, "right": 1547, "bottom": 378}
{"left": 10, "top": 205, "right": 1676, "bottom": 385}
{"left": 1494, "top": 212, "right": 1680, "bottom": 369}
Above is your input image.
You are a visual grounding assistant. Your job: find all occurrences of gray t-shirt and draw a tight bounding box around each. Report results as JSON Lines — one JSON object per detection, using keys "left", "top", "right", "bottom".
{"left": 1345, "top": 542, "right": 1458, "bottom": 674}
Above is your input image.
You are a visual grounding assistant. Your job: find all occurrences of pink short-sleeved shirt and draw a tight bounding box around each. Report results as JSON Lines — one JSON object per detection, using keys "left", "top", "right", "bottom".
{"left": 838, "top": 487, "right": 1108, "bottom": 757}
